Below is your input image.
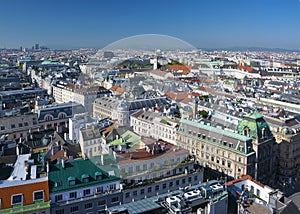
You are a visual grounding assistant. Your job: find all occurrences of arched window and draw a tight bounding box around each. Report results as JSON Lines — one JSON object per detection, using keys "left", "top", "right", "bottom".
{"left": 44, "top": 114, "right": 53, "bottom": 121}
{"left": 243, "top": 127, "right": 250, "bottom": 137}
{"left": 58, "top": 112, "right": 67, "bottom": 119}
{"left": 261, "top": 127, "right": 266, "bottom": 138}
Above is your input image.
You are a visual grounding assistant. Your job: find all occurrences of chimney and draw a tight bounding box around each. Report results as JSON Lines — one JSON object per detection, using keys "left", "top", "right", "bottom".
{"left": 16, "top": 144, "right": 19, "bottom": 156}
{"left": 46, "top": 161, "right": 49, "bottom": 173}
{"left": 61, "top": 159, "right": 65, "bottom": 168}
{"left": 101, "top": 155, "right": 104, "bottom": 165}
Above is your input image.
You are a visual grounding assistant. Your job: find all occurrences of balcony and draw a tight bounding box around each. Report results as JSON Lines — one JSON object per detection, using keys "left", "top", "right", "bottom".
{"left": 0, "top": 200, "right": 50, "bottom": 214}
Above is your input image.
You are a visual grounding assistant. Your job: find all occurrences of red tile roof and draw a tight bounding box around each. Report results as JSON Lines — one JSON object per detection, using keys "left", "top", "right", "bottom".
{"left": 169, "top": 65, "right": 191, "bottom": 74}
{"left": 237, "top": 65, "right": 253, "bottom": 73}
{"left": 226, "top": 174, "right": 265, "bottom": 188}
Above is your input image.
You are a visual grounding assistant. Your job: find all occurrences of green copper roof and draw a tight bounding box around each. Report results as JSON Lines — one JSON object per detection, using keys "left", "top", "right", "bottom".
{"left": 180, "top": 119, "right": 251, "bottom": 142}
{"left": 237, "top": 112, "right": 271, "bottom": 139}
{"left": 109, "top": 130, "right": 140, "bottom": 147}
{"left": 48, "top": 158, "right": 120, "bottom": 193}
{"left": 244, "top": 112, "right": 263, "bottom": 120}
{"left": 41, "top": 60, "right": 61, "bottom": 65}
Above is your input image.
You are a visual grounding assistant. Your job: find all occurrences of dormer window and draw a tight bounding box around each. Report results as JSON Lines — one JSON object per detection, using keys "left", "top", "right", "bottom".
{"left": 81, "top": 174, "right": 89, "bottom": 183}
{"left": 55, "top": 181, "right": 62, "bottom": 187}
{"left": 68, "top": 176, "right": 76, "bottom": 186}
{"left": 95, "top": 171, "right": 102, "bottom": 180}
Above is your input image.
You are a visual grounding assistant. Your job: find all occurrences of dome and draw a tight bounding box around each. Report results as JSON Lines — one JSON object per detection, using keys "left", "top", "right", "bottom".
{"left": 237, "top": 112, "right": 272, "bottom": 139}
{"left": 117, "top": 100, "right": 128, "bottom": 111}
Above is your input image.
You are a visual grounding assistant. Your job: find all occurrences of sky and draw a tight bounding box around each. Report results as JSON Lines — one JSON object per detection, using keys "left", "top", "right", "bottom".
{"left": 0, "top": 0, "right": 300, "bottom": 50}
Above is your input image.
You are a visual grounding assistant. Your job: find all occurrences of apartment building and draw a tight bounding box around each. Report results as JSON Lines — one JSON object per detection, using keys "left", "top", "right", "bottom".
{"left": 264, "top": 114, "right": 300, "bottom": 183}
{"left": 48, "top": 158, "right": 122, "bottom": 214}
{"left": 0, "top": 112, "right": 39, "bottom": 141}
{"left": 78, "top": 119, "right": 113, "bottom": 158}
{"left": 0, "top": 88, "right": 47, "bottom": 109}
{"left": 0, "top": 154, "right": 50, "bottom": 214}
{"left": 177, "top": 118, "right": 256, "bottom": 180}
{"left": 53, "top": 82, "right": 111, "bottom": 115}
{"left": 177, "top": 112, "right": 276, "bottom": 184}
{"left": 36, "top": 102, "right": 85, "bottom": 131}
{"left": 93, "top": 96, "right": 169, "bottom": 126}
{"left": 130, "top": 110, "right": 179, "bottom": 144}
{"left": 227, "top": 174, "right": 299, "bottom": 214}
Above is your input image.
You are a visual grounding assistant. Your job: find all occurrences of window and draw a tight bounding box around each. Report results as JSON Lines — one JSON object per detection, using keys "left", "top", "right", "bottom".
{"left": 256, "top": 189, "right": 260, "bottom": 197}
{"left": 11, "top": 124, "right": 16, "bottom": 129}
{"left": 194, "top": 175, "right": 198, "bottom": 181}
{"left": 96, "top": 187, "right": 103, "bottom": 194}
{"left": 228, "top": 162, "right": 231, "bottom": 168}
{"left": 182, "top": 178, "right": 186, "bottom": 184}
{"left": 0, "top": 126, "right": 5, "bottom": 130}
{"left": 83, "top": 189, "right": 91, "bottom": 196}
{"left": 169, "top": 182, "right": 173, "bottom": 187}
{"left": 163, "top": 183, "right": 167, "bottom": 189}
{"left": 176, "top": 180, "right": 180, "bottom": 186}
{"left": 222, "top": 160, "right": 225, "bottom": 166}
{"left": 70, "top": 206, "right": 79, "bottom": 213}
{"left": 155, "top": 185, "right": 160, "bottom": 191}
{"left": 109, "top": 184, "right": 116, "bottom": 190}
{"left": 55, "top": 181, "right": 62, "bottom": 187}
{"left": 111, "top": 197, "right": 119, "bottom": 203}
{"left": 125, "top": 192, "right": 130, "bottom": 198}
{"left": 133, "top": 191, "right": 137, "bottom": 196}
{"left": 140, "top": 189, "right": 145, "bottom": 194}
{"left": 148, "top": 187, "right": 152, "bottom": 193}
{"left": 33, "top": 191, "right": 44, "bottom": 201}
{"left": 55, "top": 194, "right": 62, "bottom": 202}
{"left": 98, "top": 200, "right": 106, "bottom": 206}
{"left": 55, "top": 209, "right": 64, "bottom": 214}
{"left": 24, "top": 122, "right": 29, "bottom": 126}
{"left": 143, "top": 164, "right": 147, "bottom": 170}
{"left": 69, "top": 180, "right": 75, "bottom": 186}
{"left": 228, "top": 153, "right": 231, "bottom": 159}
{"left": 69, "top": 192, "right": 77, "bottom": 199}
{"left": 12, "top": 194, "right": 23, "bottom": 205}
{"left": 19, "top": 123, "right": 23, "bottom": 127}
{"left": 188, "top": 177, "right": 192, "bottom": 182}
{"left": 84, "top": 202, "right": 93, "bottom": 210}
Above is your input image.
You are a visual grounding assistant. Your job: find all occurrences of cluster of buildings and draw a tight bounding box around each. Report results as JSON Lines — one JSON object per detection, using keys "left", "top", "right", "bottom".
{"left": 0, "top": 48, "right": 300, "bottom": 213}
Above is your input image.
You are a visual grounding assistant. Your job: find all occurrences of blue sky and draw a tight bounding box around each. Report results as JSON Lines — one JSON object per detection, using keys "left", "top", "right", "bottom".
{"left": 0, "top": 0, "right": 300, "bottom": 49}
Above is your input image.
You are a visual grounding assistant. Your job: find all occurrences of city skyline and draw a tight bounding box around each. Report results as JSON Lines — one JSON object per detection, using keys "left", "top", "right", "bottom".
{"left": 1, "top": 0, "right": 300, "bottom": 50}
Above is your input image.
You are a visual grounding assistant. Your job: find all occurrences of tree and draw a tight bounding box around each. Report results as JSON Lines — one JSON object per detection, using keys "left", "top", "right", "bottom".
{"left": 199, "top": 110, "right": 208, "bottom": 118}
{"left": 174, "top": 105, "right": 181, "bottom": 118}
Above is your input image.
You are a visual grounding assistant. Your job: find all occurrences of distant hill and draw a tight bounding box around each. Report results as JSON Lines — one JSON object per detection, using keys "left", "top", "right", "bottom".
{"left": 200, "top": 46, "right": 300, "bottom": 53}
